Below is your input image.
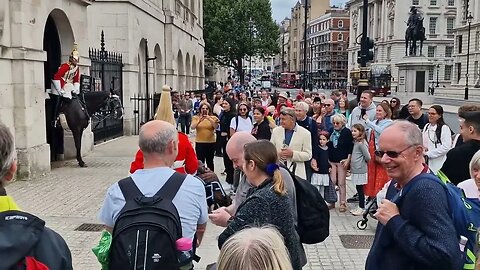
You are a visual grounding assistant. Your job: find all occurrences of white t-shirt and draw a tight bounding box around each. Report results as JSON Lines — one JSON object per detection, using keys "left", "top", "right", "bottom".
{"left": 458, "top": 179, "right": 480, "bottom": 199}
{"left": 98, "top": 167, "right": 208, "bottom": 239}
{"left": 230, "top": 116, "right": 254, "bottom": 132}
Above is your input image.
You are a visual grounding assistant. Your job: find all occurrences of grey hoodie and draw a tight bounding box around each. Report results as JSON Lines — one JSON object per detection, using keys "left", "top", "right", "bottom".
{"left": 348, "top": 101, "right": 377, "bottom": 129}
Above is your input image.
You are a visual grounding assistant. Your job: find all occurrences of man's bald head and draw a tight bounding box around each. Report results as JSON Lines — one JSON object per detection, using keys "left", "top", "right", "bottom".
{"left": 226, "top": 132, "right": 256, "bottom": 170}
{"left": 139, "top": 120, "right": 178, "bottom": 158}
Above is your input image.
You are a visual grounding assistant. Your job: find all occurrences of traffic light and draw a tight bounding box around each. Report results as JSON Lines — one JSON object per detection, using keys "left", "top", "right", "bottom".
{"left": 357, "top": 37, "right": 375, "bottom": 65}
{"left": 366, "top": 37, "right": 374, "bottom": 62}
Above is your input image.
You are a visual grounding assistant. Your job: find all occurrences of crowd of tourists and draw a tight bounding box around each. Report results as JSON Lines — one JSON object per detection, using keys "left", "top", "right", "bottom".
{"left": 0, "top": 84, "right": 480, "bottom": 270}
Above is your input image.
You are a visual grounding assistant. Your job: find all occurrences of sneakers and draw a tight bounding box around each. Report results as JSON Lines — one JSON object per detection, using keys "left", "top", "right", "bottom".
{"left": 350, "top": 207, "right": 365, "bottom": 216}
{"left": 347, "top": 193, "right": 359, "bottom": 203}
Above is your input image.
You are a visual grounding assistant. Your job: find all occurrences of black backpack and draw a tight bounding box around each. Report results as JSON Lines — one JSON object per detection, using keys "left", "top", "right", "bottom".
{"left": 109, "top": 173, "right": 187, "bottom": 270}
{"left": 282, "top": 163, "right": 330, "bottom": 244}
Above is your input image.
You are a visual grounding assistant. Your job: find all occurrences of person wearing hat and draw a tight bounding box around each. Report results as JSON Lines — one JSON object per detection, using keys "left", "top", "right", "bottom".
{"left": 270, "top": 107, "right": 312, "bottom": 180}
{"left": 50, "top": 43, "right": 82, "bottom": 125}
{"left": 440, "top": 109, "right": 480, "bottom": 185}
{"left": 129, "top": 85, "right": 198, "bottom": 175}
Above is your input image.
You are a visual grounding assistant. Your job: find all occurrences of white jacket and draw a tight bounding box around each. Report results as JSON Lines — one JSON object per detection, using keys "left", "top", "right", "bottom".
{"left": 422, "top": 123, "right": 452, "bottom": 172}
{"left": 270, "top": 125, "right": 312, "bottom": 180}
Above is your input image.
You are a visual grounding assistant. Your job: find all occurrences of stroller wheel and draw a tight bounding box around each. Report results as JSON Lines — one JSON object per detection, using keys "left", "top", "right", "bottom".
{"left": 357, "top": 219, "right": 367, "bottom": 230}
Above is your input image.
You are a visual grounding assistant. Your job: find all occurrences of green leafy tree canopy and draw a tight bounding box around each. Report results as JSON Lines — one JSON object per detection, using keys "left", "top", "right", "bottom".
{"left": 204, "top": 0, "right": 280, "bottom": 83}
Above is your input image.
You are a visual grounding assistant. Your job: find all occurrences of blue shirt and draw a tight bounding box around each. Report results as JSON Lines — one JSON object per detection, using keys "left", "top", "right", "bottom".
{"left": 98, "top": 167, "right": 208, "bottom": 239}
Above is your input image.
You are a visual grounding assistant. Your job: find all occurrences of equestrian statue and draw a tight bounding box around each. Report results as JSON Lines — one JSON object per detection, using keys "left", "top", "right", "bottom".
{"left": 405, "top": 6, "right": 426, "bottom": 56}
{"left": 48, "top": 43, "right": 122, "bottom": 167}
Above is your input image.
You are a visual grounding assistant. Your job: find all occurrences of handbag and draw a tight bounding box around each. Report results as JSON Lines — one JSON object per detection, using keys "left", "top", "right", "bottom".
{"left": 324, "top": 179, "right": 338, "bottom": 204}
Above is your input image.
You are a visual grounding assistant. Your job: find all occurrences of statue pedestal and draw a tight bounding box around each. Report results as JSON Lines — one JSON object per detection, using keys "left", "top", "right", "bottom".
{"left": 395, "top": 56, "right": 434, "bottom": 104}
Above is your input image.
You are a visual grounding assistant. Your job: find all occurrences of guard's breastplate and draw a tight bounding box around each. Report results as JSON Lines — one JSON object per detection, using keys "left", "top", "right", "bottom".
{"left": 62, "top": 65, "right": 78, "bottom": 84}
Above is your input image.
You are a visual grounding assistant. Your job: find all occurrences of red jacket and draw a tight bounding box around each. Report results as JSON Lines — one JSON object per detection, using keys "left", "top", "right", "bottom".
{"left": 53, "top": 63, "right": 80, "bottom": 89}
{"left": 129, "top": 132, "right": 198, "bottom": 174}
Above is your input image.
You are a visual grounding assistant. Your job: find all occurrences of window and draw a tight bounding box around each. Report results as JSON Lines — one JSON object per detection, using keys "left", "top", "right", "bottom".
{"left": 412, "top": 0, "right": 419, "bottom": 5}
{"left": 448, "top": 0, "right": 455, "bottom": 6}
{"left": 447, "top": 18, "right": 455, "bottom": 35}
{"left": 476, "top": 31, "right": 480, "bottom": 51}
{"left": 475, "top": 61, "right": 479, "bottom": 80}
{"left": 445, "top": 46, "right": 454, "bottom": 57}
{"left": 429, "top": 66, "right": 435, "bottom": 80}
{"left": 338, "top": 20, "right": 344, "bottom": 28}
{"left": 455, "top": 63, "right": 461, "bottom": 83}
{"left": 338, "top": 33, "right": 343, "bottom": 41}
{"left": 428, "top": 46, "right": 436, "bottom": 57}
{"left": 387, "top": 46, "right": 392, "bottom": 61}
{"left": 457, "top": 35, "right": 463, "bottom": 53}
{"left": 430, "top": 0, "right": 437, "bottom": 5}
{"left": 445, "top": 65, "right": 453, "bottom": 81}
{"left": 429, "top": 17, "right": 437, "bottom": 34}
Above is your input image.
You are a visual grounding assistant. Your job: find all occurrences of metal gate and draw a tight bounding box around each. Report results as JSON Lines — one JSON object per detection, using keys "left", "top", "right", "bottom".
{"left": 88, "top": 31, "right": 124, "bottom": 142}
{"left": 130, "top": 94, "right": 160, "bottom": 135}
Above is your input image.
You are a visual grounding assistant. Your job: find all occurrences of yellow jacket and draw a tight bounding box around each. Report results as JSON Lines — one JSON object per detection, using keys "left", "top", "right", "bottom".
{"left": 0, "top": 196, "right": 20, "bottom": 212}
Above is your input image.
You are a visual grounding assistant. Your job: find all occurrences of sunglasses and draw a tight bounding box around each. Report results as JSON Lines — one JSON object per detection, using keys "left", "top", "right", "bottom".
{"left": 323, "top": 104, "right": 332, "bottom": 107}
{"left": 239, "top": 108, "right": 248, "bottom": 112}
{"left": 374, "top": 145, "right": 415, "bottom": 159}
{"left": 280, "top": 111, "right": 295, "bottom": 118}
{"left": 333, "top": 121, "right": 342, "bottom": 125}
{"left": 390, "top": 100, "right": 397, "bottom": 103}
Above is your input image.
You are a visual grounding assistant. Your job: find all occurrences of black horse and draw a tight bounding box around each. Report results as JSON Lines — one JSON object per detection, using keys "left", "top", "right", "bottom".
{"left": 58, "top": 91, "right": 123, "bottom": 167}
{"left": 405, "top": 18, "right": 426, "bottom": 56}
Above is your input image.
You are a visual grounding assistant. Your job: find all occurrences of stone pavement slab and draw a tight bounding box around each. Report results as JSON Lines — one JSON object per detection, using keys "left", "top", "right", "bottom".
{"left": 6, "top": 135, "right": 375, "bottom": 270}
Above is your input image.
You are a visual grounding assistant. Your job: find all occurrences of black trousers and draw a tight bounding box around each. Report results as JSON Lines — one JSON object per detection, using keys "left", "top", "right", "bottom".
{"left": 196, "top": 142, "right": 215, "bottom": 171}
{"left": 179, "top": 114, "right": 191, "bottom": 134}
{"left": 220, "top": 136, "right": 234, "bottom": 184}
{"left": 215, "top": 130, "right": 223, "bottom": 155}
{"left": 356, "top": 184, "right": 365, "bottom": 209}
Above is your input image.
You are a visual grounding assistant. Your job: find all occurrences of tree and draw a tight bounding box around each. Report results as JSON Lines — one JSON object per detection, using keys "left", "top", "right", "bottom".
{"left": 204, "top": 0, "right": 280, "bottom": 84}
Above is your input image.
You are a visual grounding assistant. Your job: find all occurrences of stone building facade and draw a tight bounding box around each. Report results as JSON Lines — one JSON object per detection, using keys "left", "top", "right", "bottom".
{"left": 452, "top": 0, "right": 480, "bottom": 92}
{"left": 0, "top": 0, "right": 204, "bottom": 179}
{"left": 309, "top": 9, "right": 350, "bottom": 87}
{"left": 346, "top": 0, "right": 457, "bottom": 90}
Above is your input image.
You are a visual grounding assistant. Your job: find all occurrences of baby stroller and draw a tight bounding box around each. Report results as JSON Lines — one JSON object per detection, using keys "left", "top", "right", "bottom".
{"left": 356, "top": 197, "right": 378, "bottom": 230}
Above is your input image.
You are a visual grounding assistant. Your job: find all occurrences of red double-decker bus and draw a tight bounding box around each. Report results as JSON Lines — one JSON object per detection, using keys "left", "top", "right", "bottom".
{"left": 279, "top": 72, "right": 298, "bottom": 89}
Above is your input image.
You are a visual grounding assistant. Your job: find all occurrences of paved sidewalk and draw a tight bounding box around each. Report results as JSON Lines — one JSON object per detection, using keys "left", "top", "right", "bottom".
{"left": 7, "top": 136, "right": 375, "bottom": 270}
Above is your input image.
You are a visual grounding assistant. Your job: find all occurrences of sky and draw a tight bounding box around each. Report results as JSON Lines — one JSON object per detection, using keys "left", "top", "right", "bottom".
{"left": 271, "top": 0, "right": 347, "bottom": 22}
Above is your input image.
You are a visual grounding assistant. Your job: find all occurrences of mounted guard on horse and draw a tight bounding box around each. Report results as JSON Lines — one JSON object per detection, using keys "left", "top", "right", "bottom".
{"left": 49, "top": 43, "right": 88, "bottom": 128}
{"left": 405, "top": 6, "right": 426, "bottom": 56}
{"left": 46, "top": 43, "right": 123, "bottom": 167}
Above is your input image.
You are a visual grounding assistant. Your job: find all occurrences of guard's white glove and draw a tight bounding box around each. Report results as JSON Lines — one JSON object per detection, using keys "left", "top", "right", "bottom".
{"left": 73, "top": 82, "right": 80, "bottom": 94}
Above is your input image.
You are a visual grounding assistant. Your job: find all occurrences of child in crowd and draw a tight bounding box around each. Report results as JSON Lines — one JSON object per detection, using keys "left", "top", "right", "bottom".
{"left": 311, "top": 131, "right": 331, "bottom": 197}
{"left": 349, "top": 124, "right": 371, "bottom": 216}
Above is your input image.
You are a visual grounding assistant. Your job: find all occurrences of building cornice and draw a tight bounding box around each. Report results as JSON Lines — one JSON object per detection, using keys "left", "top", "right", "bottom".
{"left": 72, "top": 0, "right": 93, "bottom": 6}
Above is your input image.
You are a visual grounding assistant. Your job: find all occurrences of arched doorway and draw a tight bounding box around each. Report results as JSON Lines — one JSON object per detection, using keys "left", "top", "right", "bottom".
{"left": 43, "top": 15, "right": 62, "bottom": 162}
{"left": 154, "top": 44, "right": 163, "bottom": 92}
{"left": 43, "top": 9, "right": 75, "bottom": 162}
{"left": 192, "top": 55, "right": 197, "bottom": 91}
{"left": 185, "top": 53, "right": 191, "bottom": 91}
{"left": 177, "top": 50, "right": 184, "bottom": 92}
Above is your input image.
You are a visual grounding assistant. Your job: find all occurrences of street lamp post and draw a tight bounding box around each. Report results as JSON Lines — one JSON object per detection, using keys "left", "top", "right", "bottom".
{"left": 436, "top": 63, "right": 440, "bottom": 88}
{"left": 310, "top": 42, "right": 314, "bottom": 90}
{"left": 465, "top": 13, "right": 473, "bottom": 100}
{"left": 303, "top": 0, "right": 309, "bottom": 91}
{"left": 282, "top": 25, "right": 286, "bottom": 73}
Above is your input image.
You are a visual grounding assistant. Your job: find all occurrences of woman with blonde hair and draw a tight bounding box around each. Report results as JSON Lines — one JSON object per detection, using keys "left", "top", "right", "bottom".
{"left": 217, "top": 226, "right": 293, "bottom": 270}
{"left": 129, "top": 85, "right": 198, "bottom": 174}
{"left": 217, "top": 140, "right": 301, "bottom": 270}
